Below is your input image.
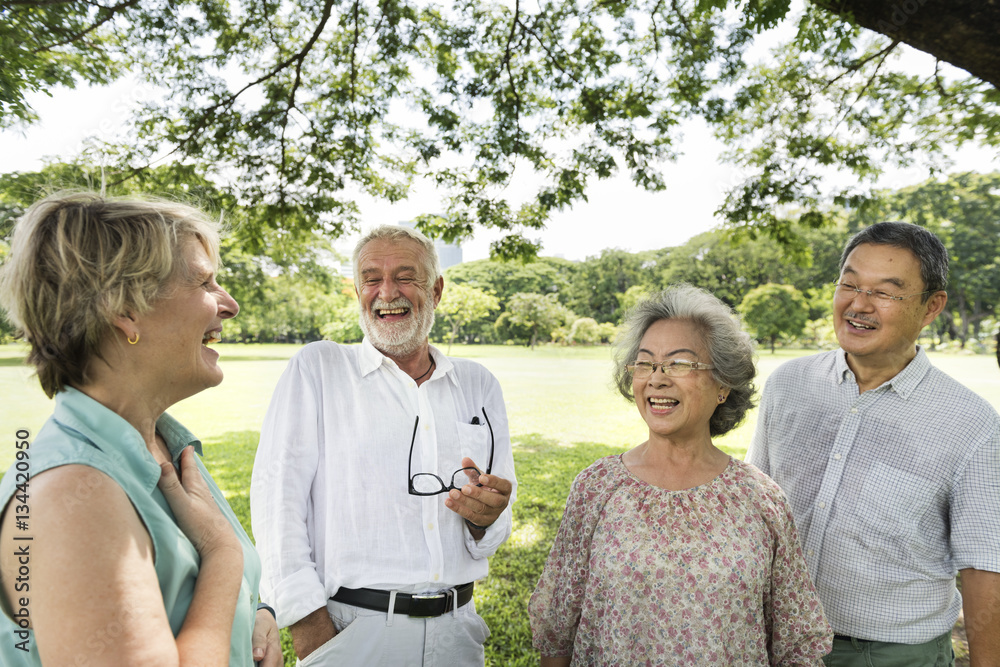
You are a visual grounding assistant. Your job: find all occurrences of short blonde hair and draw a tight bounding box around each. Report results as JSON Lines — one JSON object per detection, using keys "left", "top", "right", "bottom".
{"left": 0, "top": 192, "right": 221, "bottom": 397}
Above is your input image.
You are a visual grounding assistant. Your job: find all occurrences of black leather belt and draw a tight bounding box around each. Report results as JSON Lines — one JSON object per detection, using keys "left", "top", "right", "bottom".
{"left": 834, "top": 634, "right": 873, "bottom": 643}
{"left": 332, "top": 582, "right": 474, "bottom": 617}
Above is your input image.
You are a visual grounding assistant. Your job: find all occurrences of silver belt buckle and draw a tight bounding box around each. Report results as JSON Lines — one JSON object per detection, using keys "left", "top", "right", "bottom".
{"left": 409, "top": 592, "right": 446, "bottom": 618}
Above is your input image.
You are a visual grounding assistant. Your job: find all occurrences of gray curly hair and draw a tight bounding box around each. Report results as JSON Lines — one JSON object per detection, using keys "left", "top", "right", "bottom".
{"left": 612, "top": 285, "right": 757, "bottom": 437}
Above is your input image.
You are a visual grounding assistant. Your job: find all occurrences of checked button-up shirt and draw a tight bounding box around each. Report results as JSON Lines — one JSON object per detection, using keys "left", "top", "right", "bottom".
{"left": 748, "top": 347, "right": 1000, "bottom": 644}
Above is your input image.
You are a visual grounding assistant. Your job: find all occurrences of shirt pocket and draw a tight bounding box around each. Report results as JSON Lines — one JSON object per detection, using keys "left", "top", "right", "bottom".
{"left": 455, "top": 422, "right": 493, "bottom": 474}
{"left": 854, "top": 462, "right": 939, "bottom": 560}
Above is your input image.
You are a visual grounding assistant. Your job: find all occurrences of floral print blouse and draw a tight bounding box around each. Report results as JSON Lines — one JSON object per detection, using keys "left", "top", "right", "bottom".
{"left": 529, "top": 455, "right": 832, "bottom": 666}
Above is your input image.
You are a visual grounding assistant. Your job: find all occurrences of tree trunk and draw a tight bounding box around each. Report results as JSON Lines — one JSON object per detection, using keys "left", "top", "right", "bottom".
{"left": 812, "top": 0, "right": 1000, "bottom": 88}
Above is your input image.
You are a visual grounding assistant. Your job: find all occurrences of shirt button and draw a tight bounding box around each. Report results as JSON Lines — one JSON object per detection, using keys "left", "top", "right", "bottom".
{"left": 427, "top": 523, "right": 434, "bottom": 530}
{"left": 850, "top": 408, "right": 858, "bottom": 414}
{"left": 808, "top": 549, "right": 814, "bottom": 557}
{"left": 433, "top": 574, "right": 440, "bottom": 582}
{"left": 818, "top": 502, "right": 826, "bottom": 509}
{"left": 833, "top": 453, "right": 842, "bottom": 460}
{"left": 423, "top": 424, "right": 430, "bottom": 431}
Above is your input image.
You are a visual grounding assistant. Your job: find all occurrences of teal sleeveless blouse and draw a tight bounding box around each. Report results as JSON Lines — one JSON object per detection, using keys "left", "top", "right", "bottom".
{"left": 0, "top": 388, "right": 262, "bottom": 665}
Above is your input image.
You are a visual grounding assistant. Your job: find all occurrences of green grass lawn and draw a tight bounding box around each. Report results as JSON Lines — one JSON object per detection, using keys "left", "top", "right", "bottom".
{"left": 2, "top": 342, "right": 998, "bottom": 665}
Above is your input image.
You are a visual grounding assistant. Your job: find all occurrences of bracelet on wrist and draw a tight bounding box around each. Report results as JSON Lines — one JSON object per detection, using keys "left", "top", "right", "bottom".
{"left": 257, "top": 602, "right": 276, "bottom": 619}
{"left": 465, "top": 518, "right": 487, "bottom": 531}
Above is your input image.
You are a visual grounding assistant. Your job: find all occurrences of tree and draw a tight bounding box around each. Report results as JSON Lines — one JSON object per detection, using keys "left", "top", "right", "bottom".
{"left": 564, "top": 249, "right": 647, "bottom": 323}
{"left": 435, "top": 283, "right": 499, "bottom": 352}
{"left": 0, "top": 0, "right": 126, "bottom": 127}
{"left": 320, "top": 298, "right": 365, "bottom": 344}
{"left": 812, "top": 0, "right": 1000, "bottom": 87}
{"left": 2, "top": 1, "right": 996, "bottom": 259}
{"left": 564, "top": 317, "right": 616, "bottom": 345}
{"left": 739, "top": 283, "right": 810, "bottom": 353}
{"left": 617, "top": 284, "right": 652, "bottom": 320}
{"left": 0, "top": 161, "right": 347, "bottom": 343}
{"left": 0, "top": 240, "right": 13, "bottom": 342}
{"left": 500, "top": 292, "right": 574, "bottom": 349}
{"left": 441, "top": 257, "right": 577, "bottom": 343}
{"left": 445, "top": 257, "right": 574, "bottom": 306}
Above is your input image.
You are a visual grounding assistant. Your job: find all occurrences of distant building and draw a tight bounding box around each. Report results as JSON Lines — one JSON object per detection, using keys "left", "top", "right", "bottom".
{"left": 435, "top": 239, "right": 463, "bottom": 270}
{"left": 399, "top": 220, "right": 463, "bottom": 270}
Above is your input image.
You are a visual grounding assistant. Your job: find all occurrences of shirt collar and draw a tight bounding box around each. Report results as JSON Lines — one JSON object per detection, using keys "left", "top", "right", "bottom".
{"left": 360, "top": 337, "right": 455, "bottom": 384}
{"left": 887, "top": 345, "right": 931, "bottom": 399}
{"left": 834, "top": 345, "right": 930, "bottom": 398}
{"left": 52, "top": 387, "right": 202, "bottom": 490}
{"left": 359, "top": 337, "right": 385, "bottom": 376}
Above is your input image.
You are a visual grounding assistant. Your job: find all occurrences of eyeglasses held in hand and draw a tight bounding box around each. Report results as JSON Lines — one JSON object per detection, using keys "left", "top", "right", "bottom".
{"left": 408, "top": 407, "right": 495, "bottom": 496}
{"left": 626, "top": 359, "right": 715, "bottom": 379}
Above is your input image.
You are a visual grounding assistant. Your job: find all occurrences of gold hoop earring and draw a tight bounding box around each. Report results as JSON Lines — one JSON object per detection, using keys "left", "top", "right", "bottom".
{"left": 127, "top": 332, "right": 140, "bottom": 345}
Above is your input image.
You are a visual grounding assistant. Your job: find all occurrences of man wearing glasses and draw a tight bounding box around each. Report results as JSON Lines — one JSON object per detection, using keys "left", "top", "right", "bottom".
{"left": 748, "top": 221, "right": 1000, "bottom": 666}
{"left": 250, "top": 225, "right": 516, "bottom": 666}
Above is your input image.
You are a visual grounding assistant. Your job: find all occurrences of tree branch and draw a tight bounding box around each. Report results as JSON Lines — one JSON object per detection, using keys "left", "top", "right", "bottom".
{"left": 669, "top": 0, "right": 699, "bottom": 43}
{"left": 821, "top": 40, "right": 899, "bottom": 90}
{"left": 3, "top": 0, "right": 79, "bottom": 6}
{"left": 517, "top": 15, "right": 584, "bottom": 86}
{"left": 350, "top": 0, "right": 361, "bottom": 107}
{"left": 503, "top": 0, "right": 524, "bottom": 153}
{"left": 30, "top": 0, "right": 141, "bottom": 55}
{"left": 932, "top": 59, "right": 950, "bottom": 97}
{"left": 650, "top": 0, "right": 667, "bottom": 54}
{"left": 111, "top": 0, "right": 336, "bottom": 186}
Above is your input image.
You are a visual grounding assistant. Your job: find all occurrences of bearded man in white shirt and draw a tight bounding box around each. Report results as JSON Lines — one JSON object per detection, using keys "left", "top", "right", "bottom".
{"left": 250, "top": 225, "right": 517, "bottom": 666}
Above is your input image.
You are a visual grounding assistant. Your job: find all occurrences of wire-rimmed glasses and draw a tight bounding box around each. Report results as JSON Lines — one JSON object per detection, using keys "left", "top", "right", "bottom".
{"left": 626, "top": 359, "right": 715, "bottom": 379}
{"left": 833, "top": 281, "right": 933, "bottom": 305}
{"left": 408, "top": 407, "right": 495, "bottom": 496}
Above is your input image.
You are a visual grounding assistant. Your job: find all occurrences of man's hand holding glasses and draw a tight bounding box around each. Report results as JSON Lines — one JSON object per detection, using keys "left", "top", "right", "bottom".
{"left": 443, "top": 456, "right": 514, "bottom": 539}
{"left": 407, "top": 407, "right": 513, "bottom": 540}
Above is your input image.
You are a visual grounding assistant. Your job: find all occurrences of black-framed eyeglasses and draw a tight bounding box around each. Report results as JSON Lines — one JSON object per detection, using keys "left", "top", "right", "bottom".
{"left": 408, "top": 407, "right": 495, "bottom": 496}
{"left": 833, "top": 281, "right": 933, "bottom": 305}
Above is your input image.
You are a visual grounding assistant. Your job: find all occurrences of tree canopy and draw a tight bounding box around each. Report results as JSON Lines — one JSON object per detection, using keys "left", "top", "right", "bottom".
{"left": 1, "top": 159, "right": 996, "bottom": 354}
{"left": 740, "top": 282, "right": 810, "bottom": 353}
{"left": 2, "top": 1, "right": 997, "bottom": 259}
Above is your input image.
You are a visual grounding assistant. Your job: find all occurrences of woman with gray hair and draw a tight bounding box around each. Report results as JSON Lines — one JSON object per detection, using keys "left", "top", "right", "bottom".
{"left": 529, "top": 285, "right": 831, "bottom": 666}
{"left": 0, "top": 192, "right": 279, "bottom": 666}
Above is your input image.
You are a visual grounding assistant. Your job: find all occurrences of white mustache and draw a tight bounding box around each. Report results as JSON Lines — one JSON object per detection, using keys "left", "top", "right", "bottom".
{"left": 373, "top": 297, "right": 413, "bottom": 311}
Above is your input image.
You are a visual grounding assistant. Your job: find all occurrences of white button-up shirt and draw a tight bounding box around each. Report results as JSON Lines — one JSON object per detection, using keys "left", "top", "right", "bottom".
{"left": 748, "top": 347, "right": 1000, "bottom": 643}
{"left": 250, "top": 339, "right": 517, "bottom": 628}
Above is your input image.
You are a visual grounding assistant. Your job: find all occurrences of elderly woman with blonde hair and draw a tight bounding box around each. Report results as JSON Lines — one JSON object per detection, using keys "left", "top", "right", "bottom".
{"left": 0, "top": 192, "right": 280, "bottom": 666}
{"left": 529, "top": 285, "right": 831, "bottom": 666}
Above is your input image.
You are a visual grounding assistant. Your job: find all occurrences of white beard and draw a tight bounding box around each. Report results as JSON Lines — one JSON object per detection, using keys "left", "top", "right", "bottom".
{"left": 359, "top": 293, "right": 436, "bottom": 358}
